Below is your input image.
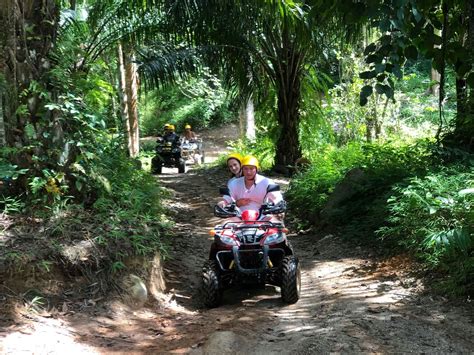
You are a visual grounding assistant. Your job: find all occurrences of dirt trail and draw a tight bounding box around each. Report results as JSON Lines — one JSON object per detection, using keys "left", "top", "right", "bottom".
{"left": 2, "top": 126, "right": 474, "bottom": 354}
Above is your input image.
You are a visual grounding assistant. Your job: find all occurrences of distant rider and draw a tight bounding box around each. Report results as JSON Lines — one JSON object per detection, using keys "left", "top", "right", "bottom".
{"left": 159, "top": 124, "right": 180, "bottom": 145}
{"left": 183, "top": 124, "right": 197, "bottom": 141}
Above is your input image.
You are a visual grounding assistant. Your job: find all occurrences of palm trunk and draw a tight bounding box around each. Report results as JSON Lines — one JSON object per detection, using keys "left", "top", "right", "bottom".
{"left": 239, "top": 98, "right": 256, "bottom": 141}
{"left": 274, "top": 46, "right": 302, "bottom": 172}
{"left": 124, "top": 46, "right": 140, "bottom": 158}
{"left": 117, "top": 43, "right": 131, "bottom": 152}
{"left": 0, "top": 0, "right": 58, "bottom": 177}
{"left": 245, "top": 99, "right": 256, "bottom": 141}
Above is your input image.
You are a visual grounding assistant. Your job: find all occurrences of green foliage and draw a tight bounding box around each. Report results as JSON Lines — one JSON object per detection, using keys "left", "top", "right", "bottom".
{"left": 376, "top": 165, "right": 474, "bottom": 293}
{"left": 286, "top": 145, "right": 349, "bottom": 214}
{"left": 377, "top": 166, "right": 473, "bottom": 260}
{"left": 0, "top": 160, "right": 28, "bottom": 180}
{"left": 0, "top": 196, "right": 25, "bottom": 214}
{"left": 287, "top": 140, "right": 433, "bottom": 218}
{"left": 140, "top": 70, "right": 235, "bottom": 136}
{"left": 397, "top": 63, "right": 456, "bottom": 127}
{"left": 91, "top": 139, "right": 165, "bottom": 217}
{"left": 321, "top": 51, "right": 453, "bottom": 147}
{"left": 227, "top": 135, "right": 276, "bottom": 171}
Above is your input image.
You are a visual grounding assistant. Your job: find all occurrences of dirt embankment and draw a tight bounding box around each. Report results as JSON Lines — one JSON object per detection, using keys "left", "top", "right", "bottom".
{"left": 1, "top": 125, "right": 474, "bottom": 353}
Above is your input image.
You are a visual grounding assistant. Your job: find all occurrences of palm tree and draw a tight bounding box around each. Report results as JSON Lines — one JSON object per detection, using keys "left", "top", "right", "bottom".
{"left": 82, "top": 0, "right": 364, "bottom": 168}
{"left": 139, "top": 0, "right": 359, "bottom": 170}
{"left": 0, "top": 0, "right": 59, "bottom": 184}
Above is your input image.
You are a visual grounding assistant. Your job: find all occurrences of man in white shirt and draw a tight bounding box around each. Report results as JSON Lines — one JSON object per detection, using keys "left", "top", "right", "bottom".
{"left": 220, "top": 155, "right": 283, "bottom": 213}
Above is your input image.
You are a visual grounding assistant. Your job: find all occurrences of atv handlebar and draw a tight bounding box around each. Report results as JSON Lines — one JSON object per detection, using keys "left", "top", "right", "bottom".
{"left": 214, "top": 203, "right": 239, "bottom": 218}
{"left": 213, "top": 200, "right": 286, "bottom": 219}
{"left": 260, "top": 200, "right": 287, "bottom": 215}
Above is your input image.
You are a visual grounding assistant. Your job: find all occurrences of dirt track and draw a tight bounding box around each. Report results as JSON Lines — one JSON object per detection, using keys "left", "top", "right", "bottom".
{"left": 153, "top": 165, "right": 474, "bottom": 354}
{"left": 1, "top": 127, "right": 474, "bottom": 353}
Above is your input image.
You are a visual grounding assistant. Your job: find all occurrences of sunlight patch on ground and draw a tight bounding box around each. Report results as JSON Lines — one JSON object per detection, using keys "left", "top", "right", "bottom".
{"left": 266, "top": 249, "right": 418, "bottom": 347}
{"left": 2, "top": 317, "right": 99, "bottom": 354}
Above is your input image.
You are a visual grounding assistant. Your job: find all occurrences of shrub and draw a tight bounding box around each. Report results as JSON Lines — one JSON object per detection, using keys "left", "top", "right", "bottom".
{"left": 377, "top": 165, "right": 473, "bottom": 268}
{"left": 286, "top": 140, "right": 433, "bottom": 218}
{"left": 376, "top": 165, "right": 473, "bottom": 293}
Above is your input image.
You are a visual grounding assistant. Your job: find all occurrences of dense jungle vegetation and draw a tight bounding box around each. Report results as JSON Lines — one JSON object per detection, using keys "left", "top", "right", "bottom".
{"left": 0, "top": 0, "right": 472, "bottom": 296}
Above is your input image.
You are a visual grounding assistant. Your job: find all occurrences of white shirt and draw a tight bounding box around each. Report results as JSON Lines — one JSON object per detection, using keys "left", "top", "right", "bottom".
{"left": 224, "top": 174, "right": 283, "bottom": 212}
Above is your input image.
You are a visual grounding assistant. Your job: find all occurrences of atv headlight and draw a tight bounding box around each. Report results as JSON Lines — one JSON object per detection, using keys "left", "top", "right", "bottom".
{"left": 263, "top": 232, "right": 285, "bottom": 245}
{"left": 217, "top": 235, "right": 239, "bottom": 246}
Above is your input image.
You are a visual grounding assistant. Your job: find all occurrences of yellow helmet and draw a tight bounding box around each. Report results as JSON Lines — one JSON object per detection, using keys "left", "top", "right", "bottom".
{"left": 164, "top": 123, "right": 171, "bottom": 129}
{"left": 185, "top": 124, "right": 191, "bottom": 129}
{"left": 227, "top": 152, "right": 243, "bottom": 164}
{"left": 169, "top": 124, "right": 176, "bottom": 131}
{"left": 241, "top": 155, "right": 259, "bottom": 170}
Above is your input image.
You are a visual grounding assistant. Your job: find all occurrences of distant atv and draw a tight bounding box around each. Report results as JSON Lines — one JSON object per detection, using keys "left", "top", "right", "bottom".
{"left": 151, "top": 137, "right": 186, "bottom": 174}
{"left": 201, "top": 185, "right": 301, "bottom": 308}
{"left": 181, "top": 138, "right": 205, "bottom": 165}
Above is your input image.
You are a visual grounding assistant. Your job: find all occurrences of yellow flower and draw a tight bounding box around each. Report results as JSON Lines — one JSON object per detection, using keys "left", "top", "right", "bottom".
{"left": 45, "top": 178, "right": 61, "bottom": 195}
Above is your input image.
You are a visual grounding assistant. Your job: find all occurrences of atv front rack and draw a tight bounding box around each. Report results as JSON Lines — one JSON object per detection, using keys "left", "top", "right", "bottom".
{"left": 216, "top": 246, "right": 285, "bottom": 274}
{"left": 216, "top": 220, "right": 285, "bottom": 230}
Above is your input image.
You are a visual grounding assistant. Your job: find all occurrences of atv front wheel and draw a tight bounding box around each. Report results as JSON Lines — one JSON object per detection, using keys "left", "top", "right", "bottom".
{"left": 280, "top": 256, "right": 301, "bottom": 304}
{"left": 201, "top": 260, "right": 222, "bottom": 308}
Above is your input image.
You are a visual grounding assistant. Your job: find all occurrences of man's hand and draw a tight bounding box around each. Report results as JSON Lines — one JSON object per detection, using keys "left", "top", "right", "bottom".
{"left": 236, "top": 198, "right": 252, "bottom": 207}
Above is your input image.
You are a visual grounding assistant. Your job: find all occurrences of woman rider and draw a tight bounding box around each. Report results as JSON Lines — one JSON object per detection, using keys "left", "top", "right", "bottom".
{"left": 226, "top": 152, "right": 243, "bottom": 183}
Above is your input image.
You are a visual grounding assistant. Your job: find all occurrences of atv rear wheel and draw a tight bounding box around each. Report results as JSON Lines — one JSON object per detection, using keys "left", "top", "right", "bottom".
{"left": 151, "top": 157, "right": 162, "bottom": 174}
{"left": 178, "top": 160, "right": 186, "bottom": 173}
{"left": 201, "top": 260, "right": 222, "bottom": 308}
{"left": 280, "top": 256, "right": 301, "bottom": 304}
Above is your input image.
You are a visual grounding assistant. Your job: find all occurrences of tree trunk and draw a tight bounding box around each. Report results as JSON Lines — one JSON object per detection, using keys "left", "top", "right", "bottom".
{"left": 274, "top": 49, "right": 302, "bottom": 172}
{"left": 117, "top": 43, "right": 131, "bottom": 150}
{"left": 245, "top": 99, "right": 255, "bottom": 141}
{"left": 0, "top": 0, "right": 58, "bottom": 175}
{"left": 428, "top": 68, "right": 441, "bottom": 96}
{"left": 448, "top": 3, "right": 474, "bottom": 150}
{"left": 124, "top": 46, "right": 140, "bottom": 158}
{"left": 239, "top": 98, "right": 256, "bottom": 141}
{"left": 239, "top": 105, "right": 245, "bottom": 138}
{"left": 0, "top": 94, "right": 5, "bottom": 146}
{"left": 427, "top": 29, "right": 442, "bottom": 96}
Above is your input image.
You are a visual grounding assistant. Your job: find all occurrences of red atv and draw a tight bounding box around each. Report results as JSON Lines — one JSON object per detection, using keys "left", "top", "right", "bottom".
{"left": 201, "top": 184, "right": 301, "bottom": 307}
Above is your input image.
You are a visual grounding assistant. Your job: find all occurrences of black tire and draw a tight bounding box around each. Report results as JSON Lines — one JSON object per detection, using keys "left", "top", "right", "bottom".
{"left": 280, "top": 256, "right": 301, "bottom": 304}
{"left": 178, "top": 160, "right": 186, "bottom": 173}
{"left": 201, "top": 260, "right": 222, "bottom": 308}
{"left": 200, "top": 151, "right": 205, "bottom": 164}
{"left": 151, "top": 157, "right": 162, "bottom": 174}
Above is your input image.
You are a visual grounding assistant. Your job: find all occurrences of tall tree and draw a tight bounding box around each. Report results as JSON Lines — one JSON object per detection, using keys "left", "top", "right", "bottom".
{"left": 359, "top": 0, "right": 474, "bottom": 150}
{"left": 119, "top": 44, "right": 140, "bottom": 157}
{"left": 156, "top": 0, "right": 358, "bottom": 170}
{"left": 0, "top": 0, "right": 59, "bottom": 183}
